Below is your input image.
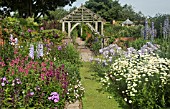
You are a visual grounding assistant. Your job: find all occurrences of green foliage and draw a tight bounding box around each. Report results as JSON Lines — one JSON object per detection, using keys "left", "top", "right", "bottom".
{"left": 48, "top": 8, "right": 68, "bottom": 20}
{"left": 0, "top": 0, "right": 76, "bottom": 19}
{"left": 127, "top": 38, "right": 148, "bottom": 49}
{"left": 104, "top": 24, "right": 143, "bottom": 45}
{"left": 86, "top": 33, "right": 101, "bottom": 55}
{"left": 85, "top": 0, "right": 145, "bottom": 21}
{"left": 154, "top": 38, "right": 170, "bottom": 59}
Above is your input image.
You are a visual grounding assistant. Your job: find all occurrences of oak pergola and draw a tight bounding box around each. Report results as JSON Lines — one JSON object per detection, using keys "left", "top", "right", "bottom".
{"left": 60, "top": 5, "right": 105, "bottom": 38}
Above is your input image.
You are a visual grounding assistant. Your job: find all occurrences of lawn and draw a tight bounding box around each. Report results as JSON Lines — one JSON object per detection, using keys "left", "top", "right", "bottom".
{"left": 80, "top": 62, "right": 122, "bottom": 109}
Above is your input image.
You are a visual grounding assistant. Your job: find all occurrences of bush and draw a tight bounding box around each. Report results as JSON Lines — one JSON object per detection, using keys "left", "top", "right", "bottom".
{"left": 101, "top": 54, "right": 170, "bottom": 109}
{"left": 0, "top": 17, "right": 84, "bottom": 108}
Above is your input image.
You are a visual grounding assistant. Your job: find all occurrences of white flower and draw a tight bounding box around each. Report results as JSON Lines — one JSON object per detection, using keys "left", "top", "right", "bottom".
{"left": 145, "top": 78, "right": 148, "bottom": 82}
{"left": 124, "top": 98, "right": 127, "bottom": 102}
{"left": 129, "top": 100, "right": 132, "bottom": 103}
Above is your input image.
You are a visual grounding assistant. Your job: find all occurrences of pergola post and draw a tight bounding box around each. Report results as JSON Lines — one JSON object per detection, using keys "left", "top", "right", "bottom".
{"left": 95, "top": 21, "right": 98, "bottom": 32}
{"left": 68, "top": 22, "right": 71, "bottom": 38}
{"left": 101, "top": 22, "right": 104, "bottom": 48}
{"left": 101, "top": 22, "right": 104, "bottom": 35}
{"left": 80, "top": 24, "right": 83, "bottom": 36}
{"left": 62, "top": 22, "right": 65, "bottom": 32}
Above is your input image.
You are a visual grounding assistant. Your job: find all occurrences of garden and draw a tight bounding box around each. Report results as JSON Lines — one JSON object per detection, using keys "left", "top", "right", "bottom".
{"left": 90, "top": 17, "right": 170, "bottom": 109}
{"left": 1, "top": 0, "right": 170, "bottom": 109}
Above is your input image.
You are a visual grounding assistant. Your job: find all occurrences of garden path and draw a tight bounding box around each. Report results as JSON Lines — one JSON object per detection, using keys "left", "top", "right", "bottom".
{"left": 75, "top": 37, "right": 93, "bottom": 62}
{"left": 80, "top": 62, "right": 122, "bottom": 109}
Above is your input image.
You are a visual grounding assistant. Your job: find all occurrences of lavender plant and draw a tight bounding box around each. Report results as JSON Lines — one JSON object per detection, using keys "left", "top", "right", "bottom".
{"left": 141, "top": 19, "right": 157, "bottom": 41}
{"left": 163, "top": 17, "right": 170, "bottom": 40}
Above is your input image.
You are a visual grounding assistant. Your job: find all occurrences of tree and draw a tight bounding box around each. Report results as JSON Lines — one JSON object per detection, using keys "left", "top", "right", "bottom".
{"left": 85, "top": 0, "right": 123, "bottom": 21}
{"left": 0, "top": 0, "right": 76, "bottom": 19}
{"left": 48, "top": 8, "right": 68, "bottom": 20}
{"left": 85, "top": 0, "right": 145, "bottom": 22}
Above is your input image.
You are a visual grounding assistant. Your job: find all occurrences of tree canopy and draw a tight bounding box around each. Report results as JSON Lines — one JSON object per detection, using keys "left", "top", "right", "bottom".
{"left": 85, "top": 0, "right": 145, "bottom": 22}
{"left": 0, "top": 0, "right": 76, "bottom": 19}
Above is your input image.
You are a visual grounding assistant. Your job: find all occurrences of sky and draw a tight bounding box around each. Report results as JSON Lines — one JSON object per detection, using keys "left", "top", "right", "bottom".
{"left": 65, "top": 0, "right": 170, "bottom": 17}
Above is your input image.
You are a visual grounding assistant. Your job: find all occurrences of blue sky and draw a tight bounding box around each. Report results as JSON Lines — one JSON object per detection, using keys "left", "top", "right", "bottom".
{"left": 65, "top": 0, "right": 170, "bottom": 17}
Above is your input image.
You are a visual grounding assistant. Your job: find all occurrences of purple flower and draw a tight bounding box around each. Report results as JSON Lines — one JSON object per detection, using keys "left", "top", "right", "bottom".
{"left": 30, "top": 92, "right": 34, "bottom": 96}
{"left": 54, "top": 34, "right": 59, "bottom": 39}
{"left": 58, "top": 46, "right": 62, "bottom": 51}
{"left": 48, "top": 97, "right": 52, "bottom": 100}
{"left": 28, "top": 29, "right": 32, "bottom": 33}
{"left": 54, "top": 98, "right": 59, "bottom": 103}
{"left": 12, "top": 78, "right": 22, "bottom": 85}
{"left": 2, "top": 77, "right": 6, "bottom": 81}
{"left": 48, "top": 92, "right": 59, "bottom": 103}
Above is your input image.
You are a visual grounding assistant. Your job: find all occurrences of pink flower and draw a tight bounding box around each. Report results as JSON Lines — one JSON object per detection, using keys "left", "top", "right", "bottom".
{"left": 42, "top": 67, "right": 47, "bottom": 72}
{"left": 40, "top": 27, "right": 44, "bottom": 30}
{"left": 12, "top": 70, "right": 15, "bottom": 75}
{"left": 25, "top": 69, "right": 29, "bottom": 76}
{"left": 28, "top": 29, "right": 32, "bottom": 33}
{"left": 41, "top": 74, "right": 45, "bottom": 80}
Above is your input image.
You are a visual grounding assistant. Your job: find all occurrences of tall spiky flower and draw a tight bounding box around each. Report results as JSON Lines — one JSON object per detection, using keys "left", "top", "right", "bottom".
{"left": 151, "top": 22, "right": 155, "bottom": 42}
{"left": 144, "top": 19, "right": 149, "bottom": 39}
{"left": 29, "top": 44, "right": 34, "bottom": 59}
{"left": 37, "top": 42, "right": 43, "bottom": 58}
{"left": 163, "top": 17, "right": 170, "bottom": 40}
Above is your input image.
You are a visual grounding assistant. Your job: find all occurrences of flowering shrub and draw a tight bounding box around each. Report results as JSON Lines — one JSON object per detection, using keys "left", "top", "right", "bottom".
{"left": 0, "top": 47, "right": 84, "bottom": 108}
{"left": 101, "top": 53, "right": 170, "bottom": 109}
{"left": 0, "top": 53, "right": 69, "bottom": 108}
{"left": 0, "top": 17, "right": 84, "bottom": 108}
{"left": 90, "top": 42, "right": 159, "bottom": 77}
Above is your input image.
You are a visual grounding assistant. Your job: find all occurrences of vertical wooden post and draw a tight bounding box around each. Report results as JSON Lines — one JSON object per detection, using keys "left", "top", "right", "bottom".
{"left": 101, "top": 22, "right": 104, "bottom": 35}
{"left": 80, "top": 24, "right": 83, "bottom": 36}
{"left": 95, "top": 21, "right": 98, "bottom": 32}
{"left": 62, "top": 22, "right": 65, "bottom": 32}
{"left": 68, "top": 22, "right": 71, "bottom": 38}
{"left": 101, "top": 22, "right": 104, "bottom": 48}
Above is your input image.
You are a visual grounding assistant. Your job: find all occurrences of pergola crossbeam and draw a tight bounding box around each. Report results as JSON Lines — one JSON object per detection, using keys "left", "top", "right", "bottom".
{"left": 60, "top": 5, "right": 105, "bottom": 39}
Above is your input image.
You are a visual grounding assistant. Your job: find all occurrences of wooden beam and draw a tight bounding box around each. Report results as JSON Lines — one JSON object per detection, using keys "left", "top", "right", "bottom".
{"left": 62, "top": 22, "right": 65, "bottom": 32}
{"left": 68, "top": 22, "right": 71, "bottom": 38}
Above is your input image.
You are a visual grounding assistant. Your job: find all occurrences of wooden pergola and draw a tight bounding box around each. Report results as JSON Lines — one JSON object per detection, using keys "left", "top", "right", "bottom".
{"left": 60, "top": 5, "right": 105, "bottom": 38}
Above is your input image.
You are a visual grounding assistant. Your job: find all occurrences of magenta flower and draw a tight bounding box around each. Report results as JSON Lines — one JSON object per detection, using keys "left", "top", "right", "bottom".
{"left": 28, "top": 28, "right": 32, "bottom": 33}
{"left": 48, "top": 92, "right": 59, "bottom": 103}
{"left": 58, "top": 46, "right": 62, "bottom": 50}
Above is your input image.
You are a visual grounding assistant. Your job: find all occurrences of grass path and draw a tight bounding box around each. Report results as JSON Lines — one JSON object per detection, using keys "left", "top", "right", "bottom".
{"left": 80, "top": 62, "right": 122, "bottom": 109}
